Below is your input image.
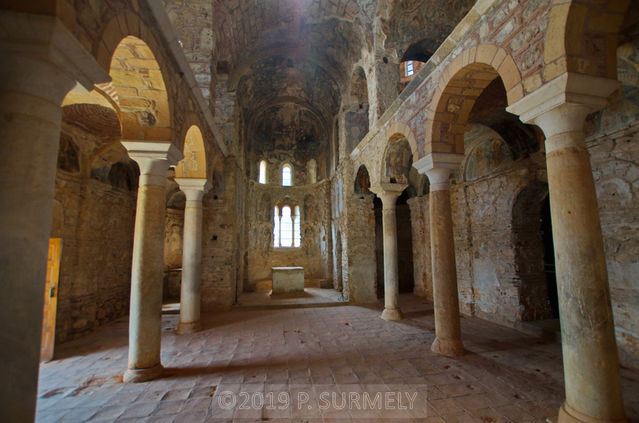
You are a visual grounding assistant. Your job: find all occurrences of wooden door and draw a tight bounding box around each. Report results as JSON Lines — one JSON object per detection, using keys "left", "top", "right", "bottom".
{"left": 41, "top": 238, "right": 62, "bottom": 362}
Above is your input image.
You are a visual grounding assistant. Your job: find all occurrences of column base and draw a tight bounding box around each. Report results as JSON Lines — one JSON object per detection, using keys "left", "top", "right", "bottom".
{"left": 176, "top": 320, "right": 201, "bottom": 334}
{"left": 381, "top": 308, "right": 403, "bottom": 321}
{"left": 558, "top": 402, "right": 626, "bottom": 423}
{"left": 123, "top": 363, "right": 164, "bottom": 383}
{"left": 431, "top": 337, "right": 464, "bottom": 356}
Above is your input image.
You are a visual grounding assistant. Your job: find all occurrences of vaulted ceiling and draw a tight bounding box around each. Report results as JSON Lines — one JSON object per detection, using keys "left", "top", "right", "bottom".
{"left": 170, "top": 0, "right": 477, "bottom": 155}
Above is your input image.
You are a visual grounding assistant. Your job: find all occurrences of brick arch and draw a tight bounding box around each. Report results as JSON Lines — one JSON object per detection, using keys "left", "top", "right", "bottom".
{"left": 424, "top": 45, "right": 523, "bottom": 155}
{"left": 381, "top": 130, "right": 414, "bottom": 184}
{"left": 543, "top": 0, "right": 631, "bottom": 82}
{"left": 96, "top": 13, "right": 174, "bottom": 144}
{"left": 384, "top": 122, "right": 418, "bottom": 159}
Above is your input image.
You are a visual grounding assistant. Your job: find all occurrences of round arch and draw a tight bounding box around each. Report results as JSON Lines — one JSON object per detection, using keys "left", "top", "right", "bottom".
{"left": 381, "top": 133, "right": 413, "bottom": 184}
{"left": 354, "top": 165, "right": 371, "bottom": 195}
{"left": 424, "top": 45, "right": 523, "bottom": 156}
{"left": 543, "top": 0, "right": 632, "bottom": 83}
{"left": 97, "top": 14, "right": 174, "bottom": 144}
{"left": 175, "top": 125, "right": 207, "bottom": 179}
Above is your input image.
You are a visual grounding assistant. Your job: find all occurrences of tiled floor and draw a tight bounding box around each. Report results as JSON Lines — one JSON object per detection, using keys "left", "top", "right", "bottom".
{"left": 236, "top": 287, "right": 346, "bottom": 308}
{"left": 36, "top": 295, "right": 639, "bottom": 422}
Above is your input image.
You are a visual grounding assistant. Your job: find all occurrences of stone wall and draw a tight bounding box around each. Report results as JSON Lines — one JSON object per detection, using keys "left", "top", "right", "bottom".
{"left": 246, "top": 180, "right": 332, "bottom": 290}
{"left": 408, "top": 196, "right": 432, "bottom": 300}
{"left": 345, "top": 193, "right": 378, "bottom": 304}
{"left": 200, "top": 157, "right": 240, "bottom": 310}
{"left": 450, "top": 158, "right": 546, "bottom": 325}
{"left": 53, "top": 126, "right": 136, "bottom": 344}
{"left": 590, "top": 131, "right": 639, "bottom": 370}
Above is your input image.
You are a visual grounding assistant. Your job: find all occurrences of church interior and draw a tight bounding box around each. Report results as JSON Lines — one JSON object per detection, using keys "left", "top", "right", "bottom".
{"left": 1, "top": 0, "right": 639, "bottom": 421}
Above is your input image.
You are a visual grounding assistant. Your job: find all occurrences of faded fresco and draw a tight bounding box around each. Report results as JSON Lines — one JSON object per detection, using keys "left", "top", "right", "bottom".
{"left": 463, "top": 124, "right": 514, "bottom": 181}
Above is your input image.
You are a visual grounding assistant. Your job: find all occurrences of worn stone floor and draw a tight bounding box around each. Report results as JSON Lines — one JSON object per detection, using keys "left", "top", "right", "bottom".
{"left": 236, "top": 287, "right": 346, "bottom": 309}
{"left": 36, "top": 295, "right": 639, "bottom": 422}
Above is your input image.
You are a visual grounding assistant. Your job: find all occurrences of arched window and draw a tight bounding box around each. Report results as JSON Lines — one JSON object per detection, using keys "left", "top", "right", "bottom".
{"left": 273, "top": 204, "right": 300, "bottom": 248}
{"left": 280, "top": 206, "right": 293, "bottom": 247}
{"left": 282, "top": 164, "right": 292, "bottom": 186}
{"left": 405, "top": 60, "right": 414, "bottom": 77}
{"left": 259, "top": 160, "right": 267, "bottom": 184}
{"left": 294, "top": 206, "right": 301, "bottom": 247}
{"left": 273, "top": 206, "right": 280, "bottom": 246}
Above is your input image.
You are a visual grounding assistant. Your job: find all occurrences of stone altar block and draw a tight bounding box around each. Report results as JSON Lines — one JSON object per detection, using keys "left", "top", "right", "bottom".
{"left": 271, "top": 267, "right": 304, "bottom": 295}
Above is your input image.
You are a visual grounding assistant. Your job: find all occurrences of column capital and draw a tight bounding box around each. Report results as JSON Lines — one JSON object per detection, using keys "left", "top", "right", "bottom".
{"left": 506, "top": 72, "right": 619, "bottom": 139}
{"left": 122, "top": 141, "right": 183, "bottom": 187}
{"left": 0, "top": 11, "right": 110, "bottom": 102}
{"left": 175, "top": 177, "right": 211, "bottom": 202}
{"left": 414, "top": 153, "right": 463, "bottom": 192}
{"left": 370, "top": 183, "right": 407, "bottom": 205}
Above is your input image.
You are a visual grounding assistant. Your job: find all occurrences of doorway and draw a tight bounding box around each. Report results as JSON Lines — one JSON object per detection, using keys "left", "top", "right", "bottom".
{"left": 41, "top": 238, "right": 62, "bottom": 362}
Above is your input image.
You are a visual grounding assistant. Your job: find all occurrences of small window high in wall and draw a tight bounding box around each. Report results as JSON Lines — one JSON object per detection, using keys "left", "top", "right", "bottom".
{"left": 405, "top": 60, "right": 414, "bottom": 77}
{"left": 259, "top": 160, "right": 267, "bottom": 184}
{"left": 273, "top": 205, "right": 301, "bottom": 248}
{"left": 282, "top": 164, "right": 292, "bottom": 186}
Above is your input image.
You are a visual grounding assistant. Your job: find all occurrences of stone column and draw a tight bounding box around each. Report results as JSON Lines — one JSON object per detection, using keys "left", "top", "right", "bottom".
{"left": 175, "top": 178, "right": 210, "bottom": 334}
{"left": 507, "top": 73, "right": 626, "bottom": 423}
{"left": 372, "top": 183, "right": 407, "bottom": 321}
{"left": 122, "top": 141, "right": 182, "bottom": 383}
{"left": 0, "top": 11, "right": 109, "bottom": 422}
{"left": 415, "top": 153, "right": 464, "bottom": 356}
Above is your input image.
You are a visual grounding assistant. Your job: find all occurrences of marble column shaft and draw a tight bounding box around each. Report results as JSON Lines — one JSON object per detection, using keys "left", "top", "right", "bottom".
{"left": 536, "top": 105, "right": 626, "bottom": 423}
{"left": 175, "top": 178, "right": 209, "bottom": 334}
{"left": 123, "top": 142, "right": 182, "bottom": 383}
{"left": 507, "top": 73, "right": 626, "bottom": 423}
{"left": 425, "top": 166, "right": 464, "bottom": 356}
{"left": 374, "top": 183, "right": 407, "bottom": 321}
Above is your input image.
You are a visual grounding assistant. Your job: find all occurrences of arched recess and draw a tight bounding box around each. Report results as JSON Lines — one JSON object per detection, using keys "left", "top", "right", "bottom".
{"left": 543, "top": 0, "right": 633, "bottom": 82}
{"left": 175, "top": 125, "right": 207, "bottom": 179}
{"left": 61, "top": 84, "right": 123, "bottom": 179}
{"left": 380, "top": 134, "right": 415, "bottom": 294}
{"left": 381, "top": 134, "right": 413, "bottom": 184}
{"left": 344, "top": 66, "right": 370, "bottom": 154}
{"left": 512, "top": 181, "right": 558, "bottom": 321}
{"left": 461, "top": 124, "right": 514, "bottom": 182}
{"left": 424, "top": 46, "right": 523, "bottom": 156}
{"left": 101, "top": 21, "right": 174, "bottom": 144}
{"left": 354, "top": 165, "right": 371, "bottom": 195}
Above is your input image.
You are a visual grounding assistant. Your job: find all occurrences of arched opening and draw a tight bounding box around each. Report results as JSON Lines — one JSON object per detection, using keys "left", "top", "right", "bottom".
{"left": 175, "top": 125, "right": 207, "bottom": 179}
{"left": 541, "top": 196, "right": 558, "bottom": 319}
{"left": 345, "top": 67, "right": 369, "bottom": 154}
{"left": 164, "top": 169, "right": 185, "bottom": 306}
{"left": 512, "top": 182, "right": 558, "bottom": 321}
{"left": 164, "top": 125, "right": 208, "bottom": 311}
{"left": 281, "top": 164, "right": 293, "bottom": 186}
{"left": 354, "top": 165, "right": 371, "bottom": 195}
{"left": 374, "top": 195, "right": 384, "bottom": 299}
{"left": 46, "top": 82, "right": 136, "bottom": 350}
{"left": 376, "top": 135, "right": 416, "bottom": 300}
{"left": 383, "top": 135, "right": 413, "bottom": 184}
{"left": 259, "top": 160, "right": 267, "bottom": 184}
{"left": 335, "top": 230, "right": 343, "bottom": 291}
{"left": 396, "top": 190, "right": 415, "bottom": 294}
{"left": 109, "top": 35, "right": 172, "bottom": 143}
{"left": 273, "top": 202, "right": 300, "bottom": 248}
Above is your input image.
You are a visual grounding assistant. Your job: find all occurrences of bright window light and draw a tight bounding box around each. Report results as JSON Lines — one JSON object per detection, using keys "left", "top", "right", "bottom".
{"left": 406, "top": 60, "right": 414, "bottom": 77}
{"left": 282, "top": 164, "right": 292, "bottom": 186}
{"left": 259, "top": 160, "right": 267, "bottom": 184}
